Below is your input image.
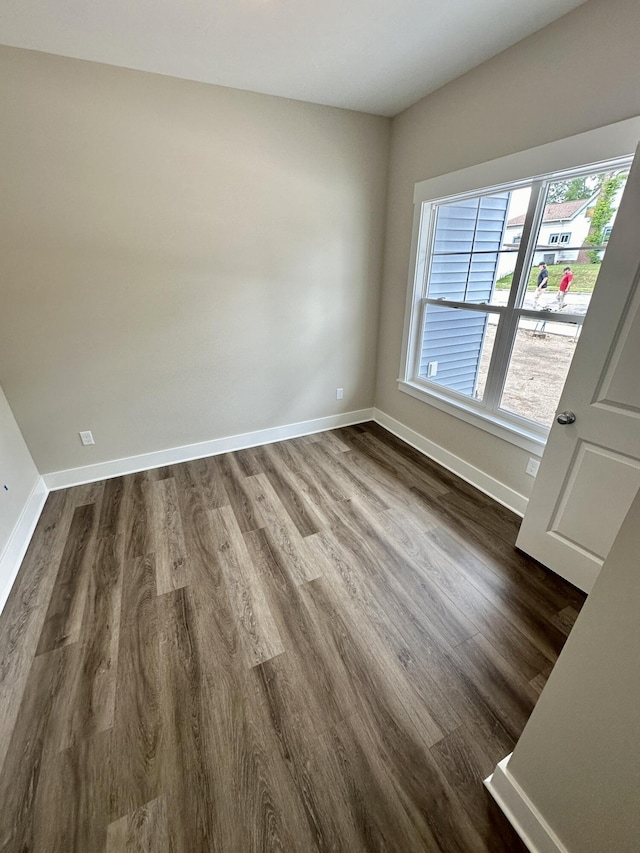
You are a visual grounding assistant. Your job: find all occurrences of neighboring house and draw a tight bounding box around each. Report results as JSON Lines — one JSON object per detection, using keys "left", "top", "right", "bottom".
{"left": 509, "top": 197, "right": 593, "bottom": 264}
{"left": 498, "top": 181, "right": 626, "bottom": 281}
{"left": 498, "top": 197, "right": 594, "bottom": 281}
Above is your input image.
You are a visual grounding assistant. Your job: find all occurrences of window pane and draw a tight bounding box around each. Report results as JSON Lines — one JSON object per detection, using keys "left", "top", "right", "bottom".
{"left": 427, "top": 186, "right": 531, "bottom": 306}
{"left": 419, "top": 304, "right": 498, "bottom": 400}
{"left": 500, "top": 317, "right": 580, "bottom": 426}
{"left": 525, "top": 168, "right": 629, "bottom": 313}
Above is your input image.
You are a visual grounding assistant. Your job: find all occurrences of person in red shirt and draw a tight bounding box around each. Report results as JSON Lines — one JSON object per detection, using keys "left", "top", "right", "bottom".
{"left": 557, "top": 266, "right": 574, "bottom": 308}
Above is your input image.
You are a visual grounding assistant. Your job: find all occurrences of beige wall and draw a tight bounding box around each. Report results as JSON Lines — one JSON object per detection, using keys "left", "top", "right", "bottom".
{"left": 0, "top": 385, "right": 40, "bottom": 561}
{"left": 376, "top": 0, "right": 640, "bottom": 500}
{"left": 0, "top": 47, "right": 390, "bottom": 474}
{"left": 506, "top": 485, "right": 640, "bottom": 851}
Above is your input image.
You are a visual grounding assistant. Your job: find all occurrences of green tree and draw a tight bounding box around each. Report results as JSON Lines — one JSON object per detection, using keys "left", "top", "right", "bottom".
{"left": 585, "top": 173, "right": 627, "bottom": 264}
{"left": 547, "top": 176, "right": 602, "bottom": 204}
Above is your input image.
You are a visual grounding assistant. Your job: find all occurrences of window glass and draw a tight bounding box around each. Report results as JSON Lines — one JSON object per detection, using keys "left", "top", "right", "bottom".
{"left": 500, "top": 318, "right": 580, "bottom": 426}
{"left": 426, "top": 187, "right": 531, "bottom": 307}
{"left": 419, "top": 304, "right": 499, "bottom": 401}
{"left": 528, "top": 168, "right": 629, "bottom": 314}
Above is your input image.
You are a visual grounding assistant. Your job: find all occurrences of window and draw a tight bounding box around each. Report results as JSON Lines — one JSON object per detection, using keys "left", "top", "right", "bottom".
{"left": 400, "top": 136, "right": 634, "bottom": 452}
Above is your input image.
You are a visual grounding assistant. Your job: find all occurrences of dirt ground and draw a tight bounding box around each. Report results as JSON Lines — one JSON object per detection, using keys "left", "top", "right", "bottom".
{"left": 478, "top": 322, "right": 578, "bottom": 427}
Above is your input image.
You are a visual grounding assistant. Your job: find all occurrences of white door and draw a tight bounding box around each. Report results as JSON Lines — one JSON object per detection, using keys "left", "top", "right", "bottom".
{"left": 517, "top": 144, "right": 640, "bottom": 593}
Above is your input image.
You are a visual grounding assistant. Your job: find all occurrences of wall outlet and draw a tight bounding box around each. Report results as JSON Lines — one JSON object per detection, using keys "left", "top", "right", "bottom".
{"left": 79, "top": 430, "right": 95, "bottom": 446}
{"left": 336, "top": 388, "right": 344, "bottom": 400}
{"left": 526, "top": 457, "right": 540, "bottom": 477}
{"left": 427, "top": 361, "right": 438, "bottom": 378}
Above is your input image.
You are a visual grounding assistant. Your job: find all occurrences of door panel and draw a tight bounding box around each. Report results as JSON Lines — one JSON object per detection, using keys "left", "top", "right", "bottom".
{"left": 517, "top": 143, "right": 640, "bottom": 592}
{"left": 593, "top": 284, "right": 640, "bottom": 412}
{"left": 549, "top": 442, "right": 640, "bottom": 560}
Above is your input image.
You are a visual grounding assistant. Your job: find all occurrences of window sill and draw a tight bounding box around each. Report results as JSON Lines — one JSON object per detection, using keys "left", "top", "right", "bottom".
{"left": 397, "top": 379, "right": 547, "bottom": 456}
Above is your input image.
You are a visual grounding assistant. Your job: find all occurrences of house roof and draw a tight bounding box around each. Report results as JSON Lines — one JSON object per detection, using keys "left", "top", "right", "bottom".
{"left": 508, "top": 199, "right": 588, "bottom": 227}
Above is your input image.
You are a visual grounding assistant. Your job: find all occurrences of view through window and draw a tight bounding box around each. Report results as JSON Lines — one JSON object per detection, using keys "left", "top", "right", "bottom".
{"left": 408, "top": 159, "right": 631, "bottom": 435}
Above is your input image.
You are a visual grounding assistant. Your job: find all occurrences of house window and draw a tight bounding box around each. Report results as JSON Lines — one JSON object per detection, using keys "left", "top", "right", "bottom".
{"left": 549, "top": 232, "right": 571, "bottom": 244}
{"left": 400, "top": 148, "right": 633, "bottom": 452}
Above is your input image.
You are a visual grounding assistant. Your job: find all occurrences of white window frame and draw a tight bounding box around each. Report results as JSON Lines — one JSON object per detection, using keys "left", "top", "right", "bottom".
{"left": 398, "top": 117, "right": 640, "bottom": 455}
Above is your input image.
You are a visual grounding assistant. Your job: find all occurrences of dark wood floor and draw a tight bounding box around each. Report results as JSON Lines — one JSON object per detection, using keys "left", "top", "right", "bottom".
{"left": 0, "top": 422, "right": 585, "bottom": 852}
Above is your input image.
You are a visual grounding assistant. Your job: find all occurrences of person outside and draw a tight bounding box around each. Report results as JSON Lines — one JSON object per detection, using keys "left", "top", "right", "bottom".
{"left": 534, "top": 262, "right": 549, "bottom": 306}
{"left": 557, "top": 266, "right": 574, "bottom": 308}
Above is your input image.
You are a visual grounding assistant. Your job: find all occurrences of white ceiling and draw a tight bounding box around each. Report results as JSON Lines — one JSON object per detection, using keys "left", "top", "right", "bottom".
{"left": 0, "top": 0, "right": 589, "bottom": 116}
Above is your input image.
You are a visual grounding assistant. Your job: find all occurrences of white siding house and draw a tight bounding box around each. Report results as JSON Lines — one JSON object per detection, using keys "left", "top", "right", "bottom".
{"left": 498, "top": 197, "right": 593, "bottom": 280}
{"left": 497, "top": 180, "right": 627, "bottom": 282}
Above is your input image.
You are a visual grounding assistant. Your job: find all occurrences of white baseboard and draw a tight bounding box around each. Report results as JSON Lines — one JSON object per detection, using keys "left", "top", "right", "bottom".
{"left": 0, "top": 477, "right": 49, "bottom": 615}
{"left": 372, "top": 408, "right": 528, "bottom": 517}
{"left": 43, "top": 409, "right": 375, "bottom": 490}
{"left": 485, "top": 755, "right": 568, "bottom": 853}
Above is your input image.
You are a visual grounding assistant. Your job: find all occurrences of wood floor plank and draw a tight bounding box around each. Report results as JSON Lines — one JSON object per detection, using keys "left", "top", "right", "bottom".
{"left": 0, "top": 644, "right": 76, "bottom": 851}
{"left": 288, "top": 587, "right": 488, "bottom": 853}
{"left": 0, "top": 422, "right": 585, "bottom": 852}
{"left": 303, "top": 440, "right": 390, "bottom": 514}
{"left": 284, "top": 440, "right": 352, "bottom": 504}
{"left": 230, "top": 446, "right": 264, "bottom": 477}
{"left": 112, "top": 553, "right": 162, "bottom": 818}
{"left": 106, "top": 795, "right": 169, "bottom": 853}
{"left": 157, "top": 587, "right": 218, "bottom": 853}
{"left": 430, "top": 725, "right": 528, "bottom": 853}
{"left": 183, "top": 527, "right": 321, "bottom": 852}
{"left": 58, "top": 533, "right": 124, "bottom": 749}
{"left": 256, "top": 444, "right": 323, "bottom": 537}
{"left": 0, "top": 490, "right": 74, "bottom": 773}
{"left": 97, "top": 475, "right": 128, "bottom": 539}
{"left": 244, "top": 526, "right": 352, "bottom": 734}
{"left": 182, "top": 455, "right": 229, "bottom": 508}
{"left": 67, "top": 479, "right": 106, "bottom": 509}
{"left": 315, "top": 714, "right": 443, "bottom": 852}
{"left": 341, "top": 448, "right": 440, "bottom": 531}
{"left": 243, "top": 473, "right": 322, "bottom": 585}
{"left": 341, "top": 426, "right": 451, "bottom": 501}
{"left": 303, "top": 574, "right": 445, "bottom": 749}
{"left": 149, "top": 478, "right": 188, "bottom": 595}
{"left": 425, "top": 524, "right": 570, "bottom": 660}
{"left": 432, "top": 487, "right": 584, "bottom": 613}
{"left": 215, "top": 452, "right": 267, "bottom": 533}
{"left": 35, "top": 502, "right": 97, "bottom": 655}
{"left": 209, "top": 504, "right": 285, "bottom": 668}
{"left": 378, "top": 509, "right": 555, "bottom": 681}
{"left": 30, "top": 729, "right": 113, "bottom": 852}
{"left": 303, "top": 527, "right": 464, "bottom": 736}
{"left": 450, "top": 633, "right": 539, "bottom": 741}
{"left": 123, "top": 470, "right": 153, "bottom": 561}
{"left": 327, "top": 497, "right": 478, "bottom": 652}
{"left": 362, "top": 421, "right": 502, "bottom": 508}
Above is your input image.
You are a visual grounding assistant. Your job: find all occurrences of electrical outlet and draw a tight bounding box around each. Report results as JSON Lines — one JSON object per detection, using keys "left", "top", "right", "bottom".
{"left": 336, "top": 388, "right": 344, "bottom": 400}
{"left": 79, "top": 430, "right": 95, "bottom": 446}
{"left": 526, "top": 457, "right": 540, "bottom": 477}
